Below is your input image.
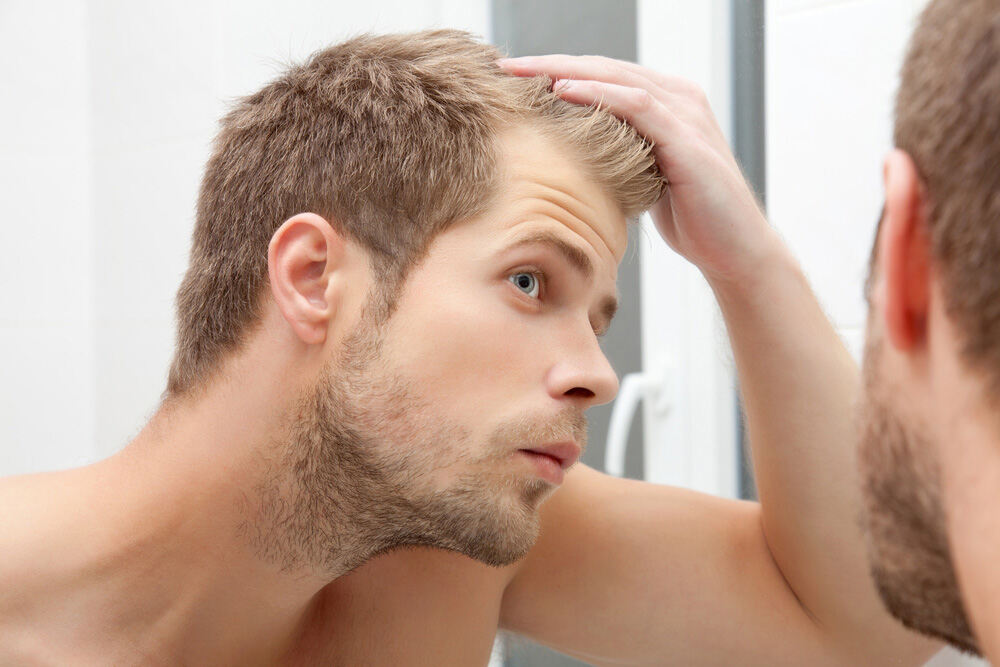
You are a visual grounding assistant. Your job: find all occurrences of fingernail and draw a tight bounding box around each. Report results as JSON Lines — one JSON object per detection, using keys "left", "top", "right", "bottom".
{"left": 553, "top": 79, "right": 572, "bottom": 92}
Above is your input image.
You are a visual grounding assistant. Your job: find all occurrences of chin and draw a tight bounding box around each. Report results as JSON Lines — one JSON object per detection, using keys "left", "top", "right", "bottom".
{"left": 371, "top": 473, "right": 546, "bottom": 568}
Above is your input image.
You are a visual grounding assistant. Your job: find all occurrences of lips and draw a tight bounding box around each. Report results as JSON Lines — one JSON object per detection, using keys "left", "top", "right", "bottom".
{"left": 518, "top": 441, "right": 581, "bottom": 470}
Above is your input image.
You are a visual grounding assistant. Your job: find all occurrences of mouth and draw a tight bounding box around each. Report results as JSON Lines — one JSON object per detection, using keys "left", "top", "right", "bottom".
{"left": 519, "top": 441, "right": 582, "bottom": 470}
{"left": 517, "top": 441, "right": 582, "bottom": 485}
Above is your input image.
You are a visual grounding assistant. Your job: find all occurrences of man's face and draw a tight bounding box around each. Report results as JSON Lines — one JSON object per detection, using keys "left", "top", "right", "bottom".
{"left": 857, "top": 234, "right": 979, "bottom": 654}
{"left": 260, "top": 126, "right": 626, "bottom": 575}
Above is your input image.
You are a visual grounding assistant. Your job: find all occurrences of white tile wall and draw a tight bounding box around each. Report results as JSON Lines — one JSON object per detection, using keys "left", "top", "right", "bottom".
{"left": 0, "top": 2, "right": 91, "bottom": 152}
{"left": 0, "top": 0, "right": 96, "bottom": 474}
{"left": 767, "top": 0, "right": 911, "bottom": 331}
{"left": 217, "top": 0, "right": 491, "bottom": 100}
{"left": 0, "top": 151, "right": 93, "bottom": 324}
{"left": 0, "top": 323, "right": 96, "bottom": 473}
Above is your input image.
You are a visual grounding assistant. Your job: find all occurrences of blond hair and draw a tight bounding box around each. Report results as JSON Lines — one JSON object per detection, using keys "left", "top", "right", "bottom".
{"left": 167, "top": 29, "right": 662, "bottom": 398}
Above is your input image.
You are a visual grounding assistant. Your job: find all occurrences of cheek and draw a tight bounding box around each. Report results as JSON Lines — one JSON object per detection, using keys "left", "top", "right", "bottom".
{"left": 385, "top": 283, "right": 545, "bottom": 418}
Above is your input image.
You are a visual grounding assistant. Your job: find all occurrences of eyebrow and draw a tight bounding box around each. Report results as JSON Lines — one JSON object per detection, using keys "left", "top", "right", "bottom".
{"left": 502, "top": 231, "right": 620, "bottom": 335}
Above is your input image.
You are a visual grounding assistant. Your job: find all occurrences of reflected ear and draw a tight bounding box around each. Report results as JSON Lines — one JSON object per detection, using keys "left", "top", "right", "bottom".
{"left": 267, "top": 212, "right": 347, "bottom": 345}
{"left": 881, "top": 149, "right": 931, "bottom": 352}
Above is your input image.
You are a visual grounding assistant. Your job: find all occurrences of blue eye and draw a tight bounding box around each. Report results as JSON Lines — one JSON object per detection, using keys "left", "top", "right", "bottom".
{"left": 509, "top": 272, "right": 540, "bottom": 299}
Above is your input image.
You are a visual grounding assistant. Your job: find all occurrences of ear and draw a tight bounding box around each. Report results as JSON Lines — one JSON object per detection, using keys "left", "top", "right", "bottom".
{"left": 881, "top": 149, "right": 931, "bottom": 352}
{"left": 267, "top": 212, "right": 348, "bottom": 345}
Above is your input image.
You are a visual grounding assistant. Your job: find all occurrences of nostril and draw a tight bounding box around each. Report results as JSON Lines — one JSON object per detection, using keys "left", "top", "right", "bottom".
{"left": 565, "top": 387, "right": 595, "bottom": 399}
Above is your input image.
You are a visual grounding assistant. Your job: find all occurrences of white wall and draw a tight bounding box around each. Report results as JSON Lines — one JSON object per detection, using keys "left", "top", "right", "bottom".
{"left": 766, "top": 1, "right": 984, "bottom": 665}
{"left": 0, "top": 1, "right": 97, "bottom": 473}
{"left": 766, "top": 0, "right": 927, "bottom": 356}
{"left": 0, "top": 0, "right": 489, "bottom": 476}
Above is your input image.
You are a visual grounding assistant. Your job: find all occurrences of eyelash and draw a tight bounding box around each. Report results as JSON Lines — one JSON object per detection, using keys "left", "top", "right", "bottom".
{"left": 507, "top": 268, "right": 607, "bottom": 339}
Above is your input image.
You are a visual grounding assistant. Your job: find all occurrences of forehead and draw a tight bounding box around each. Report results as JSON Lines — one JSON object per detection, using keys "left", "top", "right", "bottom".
{"left": 490, "top": 124, "right": 629, "bottom": 265}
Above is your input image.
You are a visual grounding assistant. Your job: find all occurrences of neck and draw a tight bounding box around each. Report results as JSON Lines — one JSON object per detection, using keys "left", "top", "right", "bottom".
{"left": 0, "top": 363, "right": 353, "bottom": 663}
{"left": 935, "top": 362, "right": 1000, "bottom": 661}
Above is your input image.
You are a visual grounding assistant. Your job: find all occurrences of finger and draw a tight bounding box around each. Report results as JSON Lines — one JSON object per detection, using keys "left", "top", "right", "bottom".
{"left": 499, "top": 54, "right": 704, "bottom": 104}
{"left": 499, "top": 55, "right": 723, "bottom": 144}
{"left": 551, "top": 78, "right": 691, "bottom": 184}
{"left": 589, "top": 56, "right": 708, "bottom": 105}
{"left": 499, "top": 54, "right": 669, "bottom": 102}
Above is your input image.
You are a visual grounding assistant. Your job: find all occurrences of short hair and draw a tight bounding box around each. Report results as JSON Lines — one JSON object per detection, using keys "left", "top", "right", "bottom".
{"left": 165, "top": 29, "right": 662, "bottom": 399}
{"left": 894, "top": 0, "right": 1000, "bottom": 397}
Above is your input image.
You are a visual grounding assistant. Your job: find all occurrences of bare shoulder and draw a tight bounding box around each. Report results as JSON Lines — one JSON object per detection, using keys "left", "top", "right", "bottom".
{"left": 0, "top": 467, "right": 101, "bottom": 592}
{"left": 0, "top": 468, "right": 83, "bottom": 535}
{"left": 0, "top": 471, "right": 58, "bottom": 558}
{"left": 0, "top": 470, "right": 85, "bottom": 662}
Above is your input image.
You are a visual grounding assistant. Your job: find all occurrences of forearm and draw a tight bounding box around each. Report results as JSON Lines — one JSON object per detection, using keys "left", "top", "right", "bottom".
{"left": 710, "top": 234, "right": 932, "bottom": 658}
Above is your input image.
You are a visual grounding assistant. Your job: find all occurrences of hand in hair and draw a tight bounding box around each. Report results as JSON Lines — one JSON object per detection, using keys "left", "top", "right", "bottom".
{"left": 499, "top": 55, "right": 780, "bottom": 288}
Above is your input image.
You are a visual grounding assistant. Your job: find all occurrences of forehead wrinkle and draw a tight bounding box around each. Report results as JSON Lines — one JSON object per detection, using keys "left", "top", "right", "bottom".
{"left": 497, "top": 125, "right": 626, "bottom": 262}
{"left": 508, "top": 175, "right": 622, "bottom": 259}
{"left": 508, "top": 196, "right": 621, "bottom": 272}
{"left": 529, "top": 180, "right": 601, "bottom": 226}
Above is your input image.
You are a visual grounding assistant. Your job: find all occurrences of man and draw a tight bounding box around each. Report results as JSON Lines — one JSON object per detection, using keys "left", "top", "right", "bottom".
{"left": 0, "top": 26, "right": 940, "bottom": 667}
{"left": 1, "top": 31, "right": 657, "bottom": 663}
{"left": 855, "top": 0, "right": 1000, "bottom": 660}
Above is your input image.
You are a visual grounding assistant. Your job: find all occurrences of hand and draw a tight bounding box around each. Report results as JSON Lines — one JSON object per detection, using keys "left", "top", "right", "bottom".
{"left": 498, "top": 55, "right": 779, "bottom": 287}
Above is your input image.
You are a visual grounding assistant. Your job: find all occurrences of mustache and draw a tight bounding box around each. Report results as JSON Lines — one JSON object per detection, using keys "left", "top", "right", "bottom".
{"left": 488, "top": 406, "right": 588, "bottom": 455}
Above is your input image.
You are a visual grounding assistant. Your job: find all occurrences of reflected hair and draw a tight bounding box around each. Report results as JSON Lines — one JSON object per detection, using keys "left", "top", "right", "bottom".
{"left": 894, "top": 0, "right": 1000, "bottom": 398}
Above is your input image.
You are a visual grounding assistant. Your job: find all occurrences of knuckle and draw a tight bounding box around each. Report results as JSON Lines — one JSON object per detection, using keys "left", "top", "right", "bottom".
{"left": 690, "top": 84, "right": 711, "bottom": 108}
{"left": 631, "top": 88, "right": 656, "bottom": 113}
{"left": 697, "top": 88, "right": 711, "bottom": 109}
{"left": 676, "top": 77, "right": 708, "bottom": 104}
{"left": 587, "top": 54, "right": 614, "bottom": 70}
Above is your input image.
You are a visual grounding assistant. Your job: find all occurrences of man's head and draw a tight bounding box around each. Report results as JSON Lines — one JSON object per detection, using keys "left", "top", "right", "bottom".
{"left": 858, "top": 0, "right": 1000, "bottom": 654}
{"left": 168, "top": 31, "right": 662, "bottom": 575}
{"left": 167, "top": 29, "right": 659, "bottom": 397}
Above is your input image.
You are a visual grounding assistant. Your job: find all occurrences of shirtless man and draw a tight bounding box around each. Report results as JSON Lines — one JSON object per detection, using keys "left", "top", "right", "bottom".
{"left": 0, "top": 24, "right": 945, "bottom": 667}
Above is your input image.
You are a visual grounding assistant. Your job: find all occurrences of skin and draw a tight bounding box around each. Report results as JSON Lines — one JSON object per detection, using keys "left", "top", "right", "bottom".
{"left": 0, "top": 124, "right": 621, "bottom": 665}
{"left": 0, "top": 54, "right": 952, "bottom": 666}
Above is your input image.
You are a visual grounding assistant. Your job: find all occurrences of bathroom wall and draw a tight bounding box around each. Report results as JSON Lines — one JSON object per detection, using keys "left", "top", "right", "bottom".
{"left": 1, "top": 1, "right": 97, "bottom": 473}
{"left": 765, "top": 0, "right": 927, "bottom": 358}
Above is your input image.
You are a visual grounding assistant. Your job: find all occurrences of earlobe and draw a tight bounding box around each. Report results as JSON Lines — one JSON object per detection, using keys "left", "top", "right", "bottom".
{"left": 267, "top": 213, "right": 346, "bottom": 345}
{"left": 881, "top": 149, "right": 931, "bottom": 352}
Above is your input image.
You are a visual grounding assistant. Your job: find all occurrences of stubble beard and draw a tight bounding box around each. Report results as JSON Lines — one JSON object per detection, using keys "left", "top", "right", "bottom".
{"left": 857, "top": 327, "right": 980, "bottom": 655}
{"left": 242, "top": 312, "right": 582, "bottom": 578}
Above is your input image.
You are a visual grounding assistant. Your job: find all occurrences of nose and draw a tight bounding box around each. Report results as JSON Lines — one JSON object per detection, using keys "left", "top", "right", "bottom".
{"left": 545, "top": 338, "right": 620, "bottom": 409}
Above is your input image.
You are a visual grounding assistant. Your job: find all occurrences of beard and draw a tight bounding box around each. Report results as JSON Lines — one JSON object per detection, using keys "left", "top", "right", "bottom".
{"left": 241, "top": 305, "right": 587, "bottom": 577}
{"left": 857, "top": 326, "right": 980, "bottom": 655}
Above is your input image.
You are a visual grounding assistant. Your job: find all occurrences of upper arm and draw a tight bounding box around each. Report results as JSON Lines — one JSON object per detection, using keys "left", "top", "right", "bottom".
{"left": 499, "top": 464, "right": 903, "bottom": 666}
